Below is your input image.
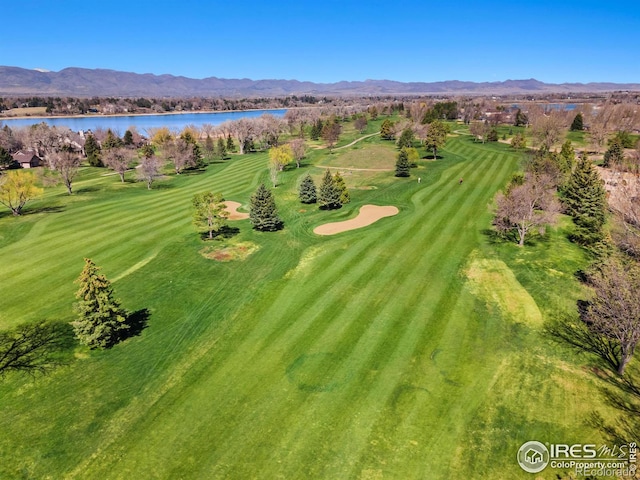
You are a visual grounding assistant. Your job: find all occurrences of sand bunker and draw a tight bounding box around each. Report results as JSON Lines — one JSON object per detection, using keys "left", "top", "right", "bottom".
{"left": 314, "top": 205, "right": 399, "bottom": 235}
{"left": 224, "top": 201, "right": 249, "bottom": 220}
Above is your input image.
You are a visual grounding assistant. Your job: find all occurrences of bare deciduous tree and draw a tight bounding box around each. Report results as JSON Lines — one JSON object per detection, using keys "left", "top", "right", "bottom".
{"left": 137, "top": 154, "right": 163, "bottom": 189}
{"left": 258, "top": 113, "right": 287, "bottom": 148}
{"left": 27, "top": 122, "right": 60, "bottom": 157}
{"left": 531, "top": 112, "right": 564, "bottom": 150}
{"left": 494, "top": 174, "right": 560, "bottom": 246}
{"left": 354, "top": 115, "right": 368, "bottom": 133}
{"left": 609, "top": 172, "right": 640, "bottom": 257}
{"left": 289, "top": 138, "right": 307, "bottom": 168}
{"left": 581, "top": 258, "right": 640, "bottom": 375}
{"left": 469, "top": 121, "right": 490, "bottom": 143}
{"left": 103, "top": 147, "right": 133, "bottom": 182}
{"left": 164, "top": 138, "right": 195, "bottom": 174}
{"left": 228, "top": 118, "right": 254, "bottom": 155}
{"left": 49, "top": 149, "right": 82, "bottom": 194}
{"left": 321, "top": 121, "right": 341, "bottom": 150}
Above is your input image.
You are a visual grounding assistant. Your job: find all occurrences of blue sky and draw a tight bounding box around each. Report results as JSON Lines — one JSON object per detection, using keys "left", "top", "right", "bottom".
{"left": 2, "top": 0, "right": 639, "bottom": 84}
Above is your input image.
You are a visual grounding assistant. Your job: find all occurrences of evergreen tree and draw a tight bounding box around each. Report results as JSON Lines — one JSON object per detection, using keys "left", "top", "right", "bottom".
{"left": 559, "top": 140, "right": 575, "bottom": 175}
{"left": 226, "top": 134, "right": 235, "bottom": 152}
{"left": 486, "top": 127, "right": 499, "bottom": 142}
{"left": 123, "top": 130, "right": 134, "bottom": 146}
{"left": 249, "top": 183, "right": 283, "bottom": 231}
{"left": 71, "top": 258, "right": 129, "bottom": 349}
{"left": 102, "top": 129, "right": 122, "bottom": 150}
{"left": 317, "top": 169, "right": 341, "bottom": 210}
{"left": 570, "top": 112, "right": 584, "bottom": 131}
{"left": 510, "top": 132, "right": 527, "bottom": 150}
{"left": 216, "top": 137, "right": 227, "bottom": 160}
{"left": 611, "top": 130, "right": 635, "bottom": 148}
{"left": 84, "top": 133, "right": 102, "bottom": 167}
{"left": 191, "top": 142, "right": 205, "bottom": 168}
{"left": 333, "top": 171, "right": 350, "bottom": 204}
{"left": 380, "top": 119, "right": 395, "bottom": 140}
{"left": 310, "top": 119, "right": 323, "bottom": 140}
{"left": 563, "top": 153, "right": 608, "bottom": 246}
{"left": 395, "top": 148, "right": 411, "bottom": 177}
{"left": 298, "top": 174, "right": 317, "bottom": 204}
{"left": 397, "top": 128, "right": 414, "bottom": 149}
{"left": 514, "top": 108, "right": 529, "bottom": 127}
{"left": 603, "top": 138, "right": 625, "bottom": 168}
{"left": 0, "top": 146, "right": 17, "bottom": 169}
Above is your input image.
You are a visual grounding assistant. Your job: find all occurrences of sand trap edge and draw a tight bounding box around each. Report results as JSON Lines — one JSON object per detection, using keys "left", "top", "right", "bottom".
{"left": 313, "top": 205, "right": 399, "bottom": 236}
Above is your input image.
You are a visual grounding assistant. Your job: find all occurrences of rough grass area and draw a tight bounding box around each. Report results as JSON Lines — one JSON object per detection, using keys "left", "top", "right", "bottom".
{"left": 199, "top": 241, "right": 259, "bottom": 262}
{"left": 319, "top": 144, "right": 397, "bottom": 170}
{"left": 464, "top": 252, "right": 542, "bottom": 326}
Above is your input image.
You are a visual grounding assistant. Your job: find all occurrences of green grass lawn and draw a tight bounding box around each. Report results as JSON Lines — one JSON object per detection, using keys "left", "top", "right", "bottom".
{"left": 0, "top": 133, "right": 630, "bottom": 479}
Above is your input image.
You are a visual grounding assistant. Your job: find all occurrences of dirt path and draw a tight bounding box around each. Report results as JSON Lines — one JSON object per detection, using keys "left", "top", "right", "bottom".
{"left": 334, "top": 132, "right": 380, "bottom": 150}
{"left": 315, "top": 165, "right": 393, "bottom": 172}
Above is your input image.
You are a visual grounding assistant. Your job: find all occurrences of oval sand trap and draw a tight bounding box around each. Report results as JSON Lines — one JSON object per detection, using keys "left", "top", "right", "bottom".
{"left": 224, "top": 201, "right": 249, "bottom": 220}
{"left": 314, "top": 205, "right": 399, "bottom": 235}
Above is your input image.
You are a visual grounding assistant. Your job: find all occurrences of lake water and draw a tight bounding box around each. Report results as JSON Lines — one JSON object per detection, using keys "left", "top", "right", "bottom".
{"left": 0, "top": 109, "right": 287, "bottom": 135}
{"left": 512, "top": 103, "right": 577, "bottom": 111}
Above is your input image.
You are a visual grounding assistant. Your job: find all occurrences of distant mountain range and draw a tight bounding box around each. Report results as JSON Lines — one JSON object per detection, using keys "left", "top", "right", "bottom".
{"left": 0, "top": 66, "right": 638, "bottom": 97}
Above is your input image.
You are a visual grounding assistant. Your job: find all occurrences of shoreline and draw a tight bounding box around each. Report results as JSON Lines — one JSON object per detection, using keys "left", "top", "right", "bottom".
{"left": 0, "top": 107, "right": 290, "bottom": 122}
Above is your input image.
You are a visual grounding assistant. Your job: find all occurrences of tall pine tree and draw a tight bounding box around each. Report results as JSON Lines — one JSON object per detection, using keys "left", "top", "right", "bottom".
{"left": 318, "top": 169, "right": 342, "bottom": 210}
{"left": 570, "top": 112, "right": 584, "bottom": 131}
{"left": 84, "top": 134, "right": 102, "bottom": 167}
{"left": 299, "top": 174, "right": 317, "bottom": 204}
{"left": 71, "top": 258, "right": 129, "bottom": 349}
{"left": 603, "top": 138, "right": 625, "bottom": 168}
{"left": 333, "top": 171, "right": 350, "bottom": 204}
{"left": 395, "top": 148, "right": 411, "bottom": 177}
{"left": 249, "top": 183, "right": 283, "bottom": 231}
{"left": 563, "top": 152, "right": 608, "bottom": 246}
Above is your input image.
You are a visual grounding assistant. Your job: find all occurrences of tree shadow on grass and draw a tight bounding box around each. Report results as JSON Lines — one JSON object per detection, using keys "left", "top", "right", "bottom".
{"left": 480, "top": 227, "right": 554, "bottom": 247}
{"left": 481, "top": 228, "right": 508, "bottom": 244}
{"left": 545, "top": 312, "right": 640, "bottom": 443}
{"left": 76, "top": 186, "right": 102, "bottom": 194}
{"left": 588, "top": 371, "right": 640, "bottom": 445}
{"left": 0, "top": 320, "right": 77, "bottom": 379}
{"left": 544, "top": 311, "right": 620, "bottom": 374}
{"left": 200, "top": 225, "right": 240, "bottom": 241}
{"left": 0, "top": 205, "right": 66, "bottom": 219}
{"left": 182, "top": 168, "right": 207, "bottom": 176}
{"left": 152, "top": 182, "right": 174, "bottom": 190}
{"left": 119, "top": 308, "right": 151, "bottom": 342}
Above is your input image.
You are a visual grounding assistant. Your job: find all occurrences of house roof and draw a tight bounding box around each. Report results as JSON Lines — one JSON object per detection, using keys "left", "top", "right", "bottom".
{"left": 11, "top": 150, "right": 40, "bottom": 162}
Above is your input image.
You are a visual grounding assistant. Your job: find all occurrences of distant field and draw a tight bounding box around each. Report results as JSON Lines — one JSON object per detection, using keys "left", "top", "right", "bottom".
{"left": 0, "top": 128, "right": 628, "bottom": 479}
{"left": 1, "top": 106, "right": 48, "bottom": 117}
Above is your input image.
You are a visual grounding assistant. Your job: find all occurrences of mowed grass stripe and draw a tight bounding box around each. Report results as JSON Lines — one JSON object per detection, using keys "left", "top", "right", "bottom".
{"left": 193, "top": 146, "right": 504, "bottom": 416}
{"left": 261, "top": 150, "right": 513, "bottom": 475}
{"left": 0, "top": 156, "right": 270, "bottom": 324}
{"left": 202, "top": 150, "right": 508, "bottom": 476}
{"left": 101, "top": 145, "right": 516, "bottom": 476}
{"left": 350, "top": 158, "right": 515, "bottom": 476}
{"left": 0, "top": 135, "right": 532, "bottom": 479}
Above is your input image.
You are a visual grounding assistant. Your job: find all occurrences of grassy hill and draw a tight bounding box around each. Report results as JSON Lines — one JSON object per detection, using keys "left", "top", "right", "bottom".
{"left": 0, "top": 127, "right": 627, "bottom": 479}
